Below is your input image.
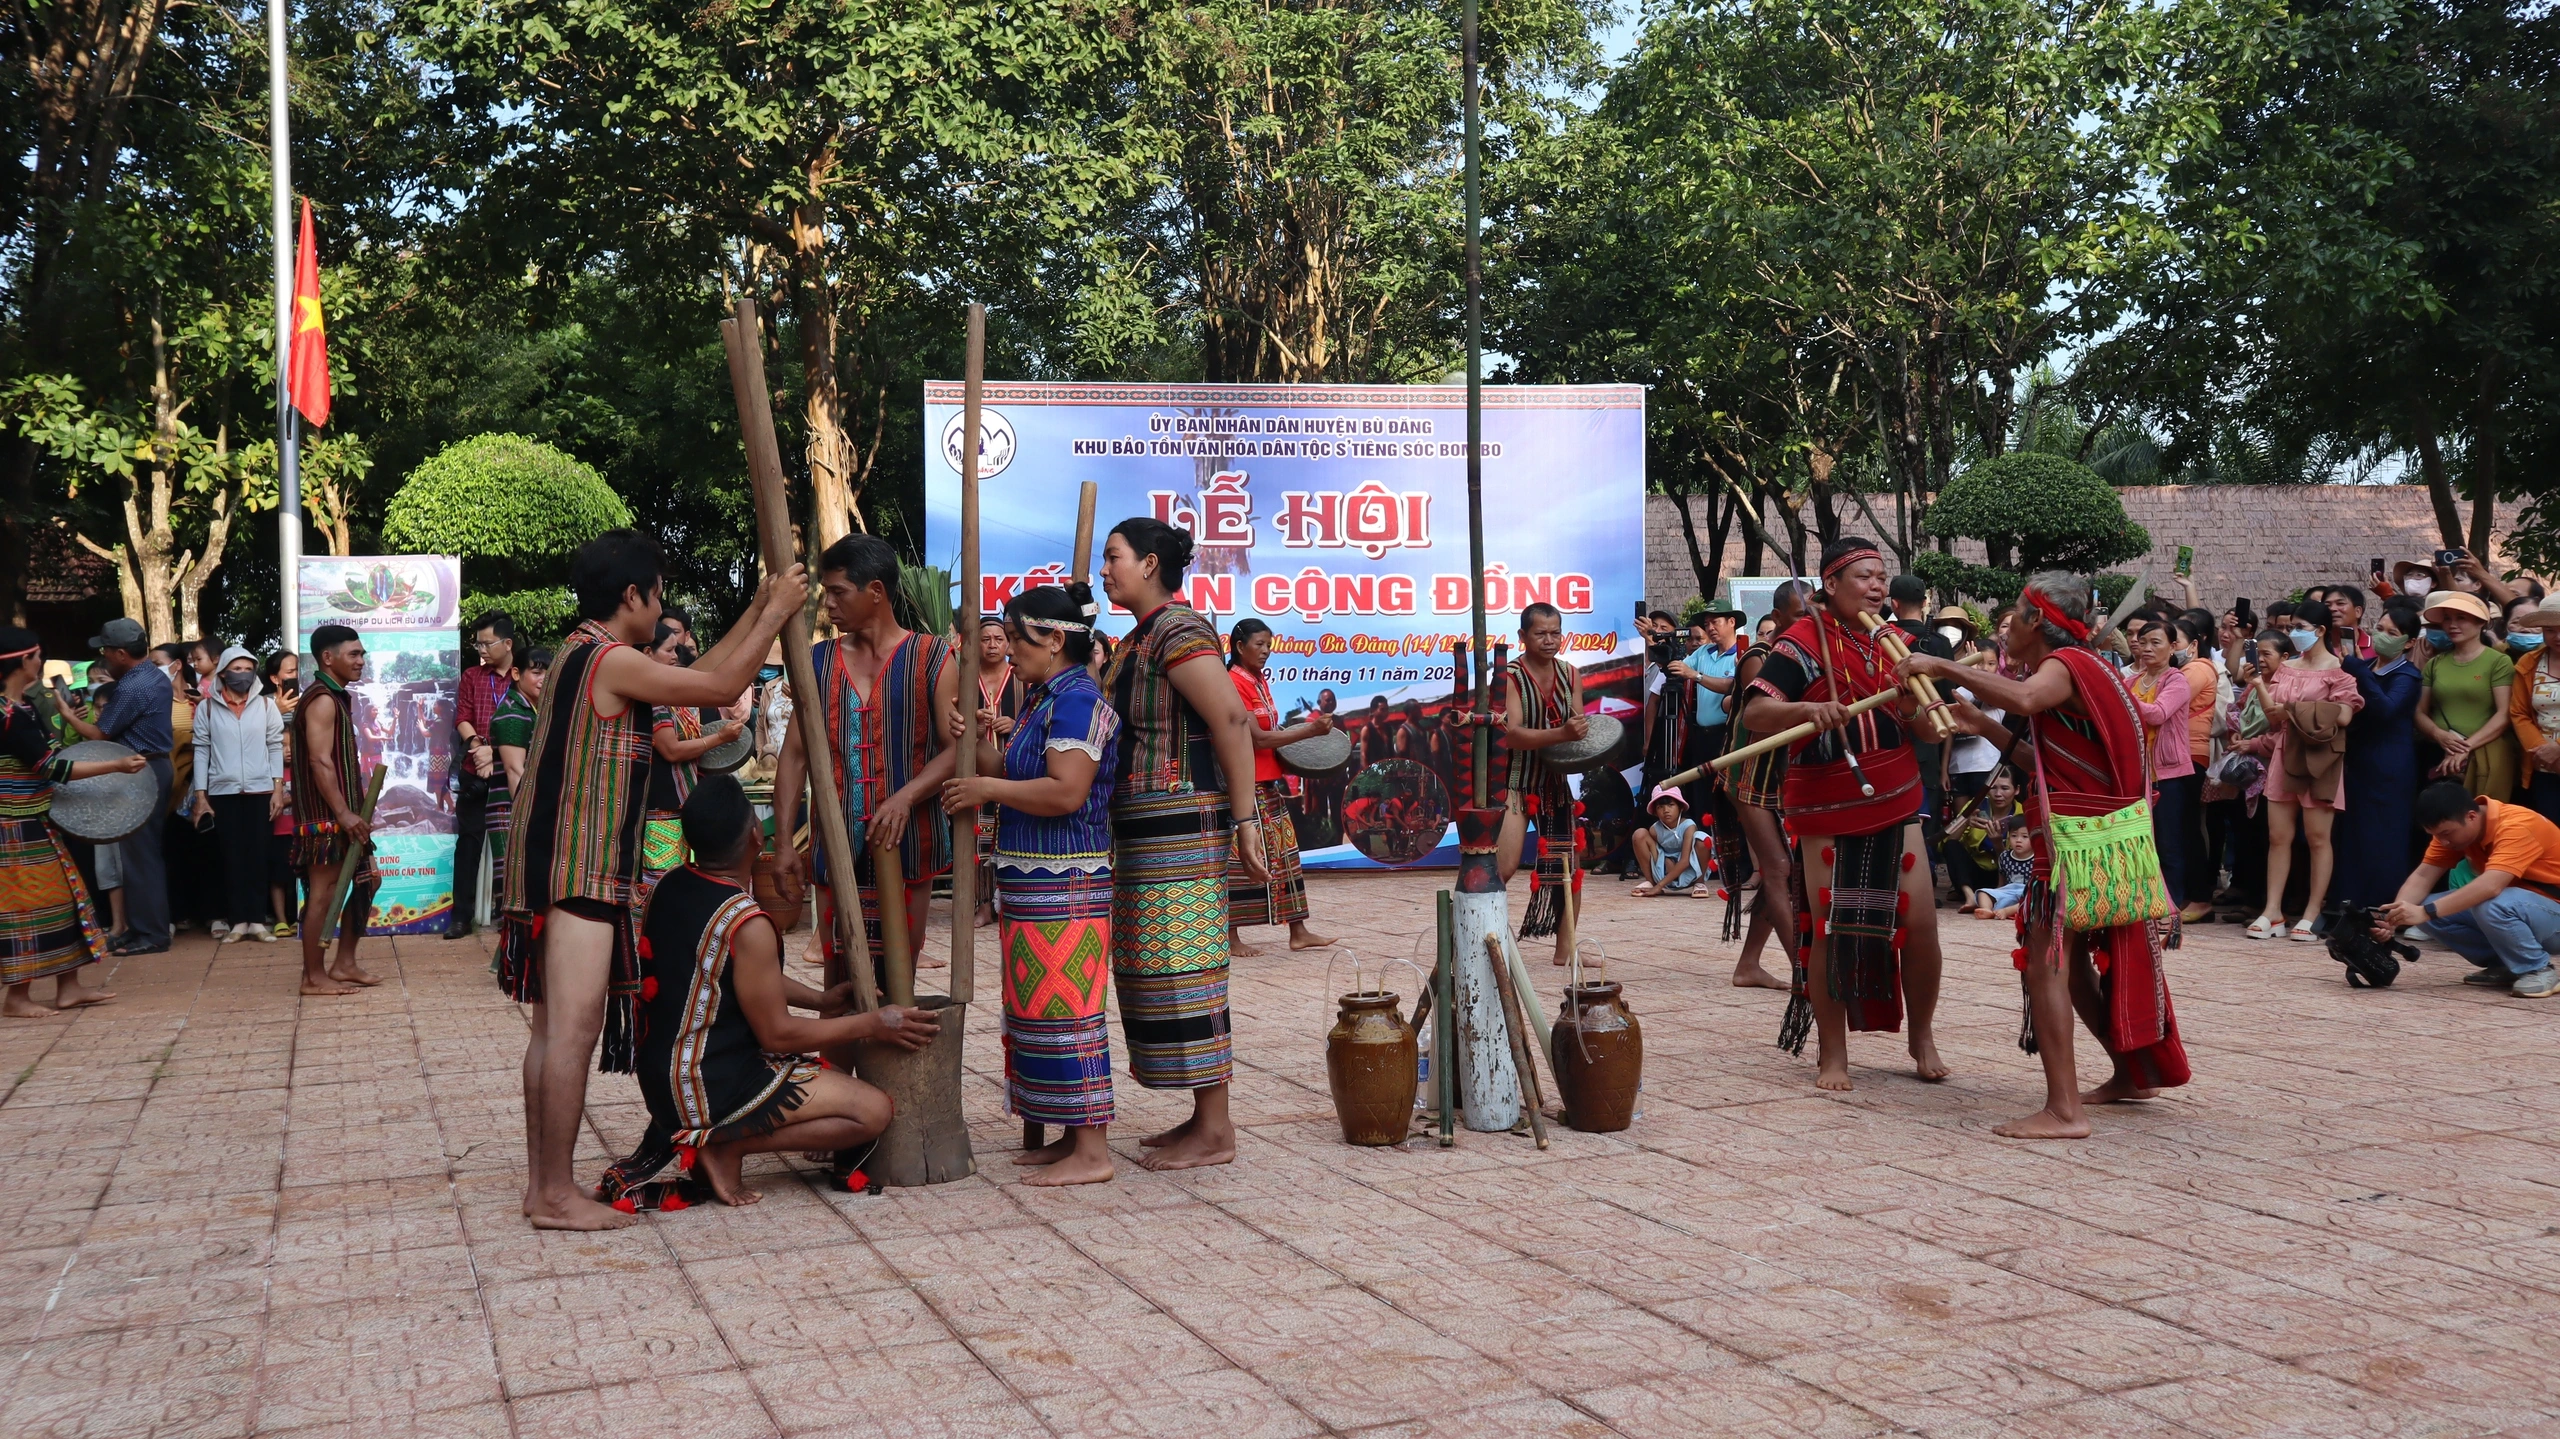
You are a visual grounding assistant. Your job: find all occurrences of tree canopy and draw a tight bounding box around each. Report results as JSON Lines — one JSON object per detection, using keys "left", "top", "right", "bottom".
{"left": 382, "top": 433, "right": 631, "bottom": 637}
{"left": 1915, "top": 452, "right": 2152, "bottom": 601}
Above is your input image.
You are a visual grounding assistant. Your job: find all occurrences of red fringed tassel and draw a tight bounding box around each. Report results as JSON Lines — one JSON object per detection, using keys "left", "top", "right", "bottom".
{"left": 1896, "top": 892, "right": 1911, "bottom": 915}
{"left": 1821, "top": 846, "right": 1835, "bottom": 864}
{"left": 639, "top": 977, "right": 659, "bottom": 1001}
{"left": 1890, "top": 927, "right": 1907, "bottom": 948}
{"left": 636, "top": 936, "right": 654, "bottom": 960}
{"left": 2011, "top": 946, "right": 2029, "bottom": 972}
{"left": 660, "top": 1194, "right": 690, "bottom": 1211}
{"left": 1817, "top": 888, "right": 1833, "bottom": 908}
{"left": 1901, "top": 851, "right": 1918, "bottom": 873}
{"left": 676, "top": 1144, "right": 698, "bottom": 1171}
{"left": 611, "top": 1196, "right": 637, "bottom": 1213}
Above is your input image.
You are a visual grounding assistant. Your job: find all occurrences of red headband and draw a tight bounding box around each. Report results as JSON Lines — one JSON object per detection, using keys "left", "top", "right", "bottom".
{"left": 0, "top": 644, "right": 38, "bottom": 664}
{"left": 2018, "top": 584, "right": 2090, "bottom": 643}
{"left": 1819, "top": 545, "right": 1881, "bottom": 583}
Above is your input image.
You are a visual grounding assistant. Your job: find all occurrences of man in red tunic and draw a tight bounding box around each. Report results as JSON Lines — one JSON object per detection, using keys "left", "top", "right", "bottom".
{"left": 1739, "top": 539, "right": 1948, "bottom": 1091}
{"left": 1899, "top": 570, "right": 2191, "bottom": 1138}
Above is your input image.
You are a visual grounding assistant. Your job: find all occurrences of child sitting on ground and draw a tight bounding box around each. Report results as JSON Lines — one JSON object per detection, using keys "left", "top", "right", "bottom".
{"left": 1630, "top": 785, "right": 1708, "bottom": 897}
{"left": 1965, "top": 819, "right": 2038, "bottom": 920}
{"left": 596, "top": 773, "right": 942, "bottom": 1208}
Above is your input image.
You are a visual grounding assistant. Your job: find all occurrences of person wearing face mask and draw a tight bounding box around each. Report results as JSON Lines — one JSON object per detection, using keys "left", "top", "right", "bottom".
{"left": 2237, "top": 615, "right": 2362, "bottom": 941}
{"left": 2419, "top": 591, "right": 2517, "bottom": 807}
{"left": 189, "top": 647, "right": 287, "bottom": 943}
{"left": 2336, "top": 600, "right": 2426, "bottom": 909}
{"left": 2504, "top": 602, "right": 2560, "bottom": 824}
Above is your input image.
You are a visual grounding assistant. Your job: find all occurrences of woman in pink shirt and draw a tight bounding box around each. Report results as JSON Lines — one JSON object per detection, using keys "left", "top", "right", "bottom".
{"left": 2235, "top": 614, "right": 2364, "bottom": 940}
{"left": 2126, "top": 620, "right": 2200, "bottom": 916}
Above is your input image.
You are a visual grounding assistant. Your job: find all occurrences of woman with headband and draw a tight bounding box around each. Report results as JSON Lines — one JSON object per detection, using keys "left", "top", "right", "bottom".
{"left": 1898, "top": 571, "right": 2191, "bottom": 1139}
{"left": 1736, "top": 538, "right": 1948, "bottom": 1091}
{"left": 942, "top": 583, "right": 1124, "bottom": 1183}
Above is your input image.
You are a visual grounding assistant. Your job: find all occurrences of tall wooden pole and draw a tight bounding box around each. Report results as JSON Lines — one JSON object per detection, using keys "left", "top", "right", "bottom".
{"left": 721, "top": 300, "right": 877, "bottom": 1013}
{"left": 1462, "top": 0, "right": 1489, "bottom": 801}
{"left": 950, "top": 302, "right": 986, "bottom": 1007}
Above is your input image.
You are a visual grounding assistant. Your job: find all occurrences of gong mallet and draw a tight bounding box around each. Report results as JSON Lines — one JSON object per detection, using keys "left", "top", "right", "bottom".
{"left": 951, "top": 301, "right": 986, "bottom": 1009}
{"left": 1486, "top": 934, "right": 1549, "bottom": 1149}
{"left": 1656, "top": 685, "right": 1910, "bottom": 792}
{"left": 319, "top": 765, "right": 388, "bottom": 944}
{"left": 722, "top": 298, "right": 878, "bottom": 1014}
{"left": 1857, "top": 611, "right": 1958, "bottom": 744}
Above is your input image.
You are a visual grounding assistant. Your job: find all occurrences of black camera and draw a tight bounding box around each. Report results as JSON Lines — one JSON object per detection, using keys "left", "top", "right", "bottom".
{"left": 2437, "top": 547, "right": 2468, "bottom": 568}
{"left": 2323, "top": 901, "right": 2414, "bottom": 988}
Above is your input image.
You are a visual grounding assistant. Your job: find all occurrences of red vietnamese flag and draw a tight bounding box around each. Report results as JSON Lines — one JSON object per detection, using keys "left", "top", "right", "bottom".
{"left": 288, "top": 198, "right": 332, "bottom": 428}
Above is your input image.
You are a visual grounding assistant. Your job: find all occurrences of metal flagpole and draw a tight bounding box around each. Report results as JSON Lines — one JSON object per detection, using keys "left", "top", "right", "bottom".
{"left": 1463, "top": 0, "right": 1487, "bottom": 796}
{"left": 270, "top": 0, "right": 301, "bottom": 650}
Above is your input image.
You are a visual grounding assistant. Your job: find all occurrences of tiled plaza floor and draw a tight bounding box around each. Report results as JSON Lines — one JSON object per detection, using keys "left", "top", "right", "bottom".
{"left": 5, "top": 868, "right": 2559, "bottom": 1437}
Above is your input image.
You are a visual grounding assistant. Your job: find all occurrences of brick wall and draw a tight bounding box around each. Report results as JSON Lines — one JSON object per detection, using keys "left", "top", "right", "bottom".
{"left": 1643, "top": 486, "right": 2534, "bottom": 613}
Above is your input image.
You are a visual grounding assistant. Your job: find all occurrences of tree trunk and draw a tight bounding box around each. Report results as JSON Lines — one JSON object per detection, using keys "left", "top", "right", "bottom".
{"left": 1704, "top": 471, "right": 1734, "bottom": 590}
{"left": 1665, "top": 486, "right": 1713, "bottom": 604}
{"left": 2411, "top": 412, "right": 2463, "bottom": 549}
{"left": 1740, "top": 484, "right": 1765, "bottom": 577}
{"left": 791, "top": 195, "right": 857, "bottom": 547}
{"left": 177, "top": 424, "right": 237, "bottom": 640}
{"left": 2469, "top": 361, "right": 2501, "bottom": 561}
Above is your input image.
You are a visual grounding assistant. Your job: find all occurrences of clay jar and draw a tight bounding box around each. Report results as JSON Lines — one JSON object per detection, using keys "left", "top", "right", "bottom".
{"left": 1550, "top": 979, "right": 1641, "bottom": 1132}
{"left": 751, "top": 847, "right": 807, "bottom": 934}
{"left": 1326, "top": 990, "right": 1418, "bottom": 1145}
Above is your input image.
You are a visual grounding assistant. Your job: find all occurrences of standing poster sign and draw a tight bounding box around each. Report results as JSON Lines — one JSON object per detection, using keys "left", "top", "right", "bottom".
{"left": 923, "top": 382, "right": 1646, "bottom": 867}
{"left": 294, "top": 555, "right": 462, "bottom": 932}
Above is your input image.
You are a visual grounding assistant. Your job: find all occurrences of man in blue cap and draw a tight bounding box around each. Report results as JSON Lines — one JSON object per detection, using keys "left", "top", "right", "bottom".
{"left": 55, "top": 618, "right": 174, "bottom": 953}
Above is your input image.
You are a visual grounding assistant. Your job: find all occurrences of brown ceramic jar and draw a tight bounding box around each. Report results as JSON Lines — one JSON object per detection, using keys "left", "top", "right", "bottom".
{"left": 1326, "top": 990, "right": 1418, "bottom": 1145}
{"left": 1550, "top": 979, "right": 1641, "bottom": 1132}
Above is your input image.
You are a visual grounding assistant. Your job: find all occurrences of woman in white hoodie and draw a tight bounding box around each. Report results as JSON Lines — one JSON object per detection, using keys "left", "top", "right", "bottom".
{"left": 190, "top": 646, "right": 286, "bottom": 942}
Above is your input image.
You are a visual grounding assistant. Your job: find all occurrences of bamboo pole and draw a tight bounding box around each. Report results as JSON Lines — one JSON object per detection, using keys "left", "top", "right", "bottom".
{"left": 1436, "top": 888, "right": 1456, "bottom": 1145}
{"left": 1486, "top": 934, "right": 1548, "bottom": 1149}
{"left": 950, "top": 303, "right": 985, "bottom": 1007}
{"left": 721, "top": 300, "right": 877, "bottom": 1014}
{"left": 1858, "top": 611, "right": 1955, "bottom": 743}
{"left": 320, "top": 765, "right": 387, "bottom": 942}
{"left": 877, "top": 841, "right": 915, "bottom": 1006}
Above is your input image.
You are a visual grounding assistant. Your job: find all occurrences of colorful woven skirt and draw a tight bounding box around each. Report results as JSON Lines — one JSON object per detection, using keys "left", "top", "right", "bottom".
{"left": 1112, "top": 789, "right": 1233, "bottom": 1088}
{"left": 0, "top": 816, "right": 104, "bottom": 985}
{"left": 996, "top": 858, "right": 1115, "bottom": 1126}
{"left": 1227, "top": 780, "right": 1308, "bottom": 929}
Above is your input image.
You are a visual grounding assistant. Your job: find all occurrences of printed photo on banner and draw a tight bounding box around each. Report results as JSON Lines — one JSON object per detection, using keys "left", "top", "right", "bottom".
{"left": 296, "top": 555, "right": 463, "bottom": 933}
{"left": 922, "top": 383, "right": 1647, "bottom": 869}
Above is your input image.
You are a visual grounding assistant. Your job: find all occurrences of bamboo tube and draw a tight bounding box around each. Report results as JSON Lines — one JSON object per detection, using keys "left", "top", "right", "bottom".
{"left": 721, "top": 301, "right": 877, "bottom": 1014}
{"left": 1485, "top": 934, "right": 1548, "bottom": 1149}
{"left": 1859, "top": 611, "right": 1956, "bottom": 743}
{"left": 950, "top": 303, "right": 985, "bottom": 1007}
{"left": 321, "top": 765, "right": 387, "bottom": 942}
{"left": 1071, "top": 481, "right": 1098, "bottom": 584}
{"left": 1436, "top": 888, "right": 1456, "bottom": 1146}
{"left": 1657, "top": 685, "right": 1906, "bottom": 791}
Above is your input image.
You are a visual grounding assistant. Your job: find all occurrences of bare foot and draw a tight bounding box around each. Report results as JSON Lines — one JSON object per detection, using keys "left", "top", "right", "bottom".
{"left": 529, "top": 1192, "right": 642, "bottom": 1229}
{"left": 1021, "top": 1148, "right": 1116, "bottom": 1185}
{"left": 1136, "top": 1127, "right": 1234, "bottom": 1170}
{"left": 1140, "top": 1115, "right": 1201, "bottom": 1149}
{"left": 699, "top": 1144, "right": 762, "bottom": 1205}
{"left": 53, "top": 985, "right": 116, "bottom": 1010}
{"left": 1630, "top": 883, "right": 1658, "bottom": 897}
{"left": 3, "top": 993, "right": 66, "bottom": 1018}
{"left": 2082, "top": 1074, "right": 2159, "bottom": 1105}
{"left": 1288, "top": 929, "right": 1335, "bottom": 951}
{"left": 1816, "top": 1055, "right": 1854, "bottom": 1092}
{"left": 1731, "top": 964, "right": 1788, "bottom": 991}
{"left": 1909, "top": 1033, "right": 1950, "bottom": 1082}
{"left": 917, "top": 954, "right": 947, "bottom": 970}
{"left": 301, "top": 976, "right": 361, "bottom": 996}
{"left": 1013, "top": 1138, "right": 1077, "bottom": 1166}
{"left": 974, "top": 906, "right": 997, "bottom": 929}
{"left": 327, "top": 963, "right": 381, "bottom": 986}
{"left": 1993, "top": 1107, "right": 2091, "bottom": 1139}
{"left": 1229, "top": 933, "right": 1260, "bottom": 956}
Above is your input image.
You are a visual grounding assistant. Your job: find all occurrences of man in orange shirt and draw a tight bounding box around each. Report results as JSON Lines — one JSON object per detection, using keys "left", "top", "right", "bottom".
{"left": 2375, "top": 781, "right": 2560, "bottom": 997}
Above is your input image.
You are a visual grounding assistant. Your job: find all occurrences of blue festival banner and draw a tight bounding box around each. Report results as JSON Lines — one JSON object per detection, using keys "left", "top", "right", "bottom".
{"left": 294, "top": 555, "right": 462, "bottom": 932}
{"left": 924, "top": 382, "right": 1646, "bottom": 867}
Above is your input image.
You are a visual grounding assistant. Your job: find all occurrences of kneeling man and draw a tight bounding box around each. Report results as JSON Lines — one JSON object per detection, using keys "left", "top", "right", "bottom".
{"left": 600, "top": 774, "right": 940, "bottom": 1207}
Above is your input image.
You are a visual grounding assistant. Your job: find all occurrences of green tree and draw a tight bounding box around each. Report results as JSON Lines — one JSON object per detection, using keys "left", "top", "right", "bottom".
{"left": 2082, "top": 0, "right": 2560, "bottom": 556}
{"left": 1914, "top": 452, "right": 2150, "bottom": 600}
{"left": 413, "top": 0, "right": 1163, "bottom": 548}
{"left": 380, "top": 433, "right": 632, "bottom": 639}
{"left": 1595, "top": 0, "right": 2252, "bottom": 547}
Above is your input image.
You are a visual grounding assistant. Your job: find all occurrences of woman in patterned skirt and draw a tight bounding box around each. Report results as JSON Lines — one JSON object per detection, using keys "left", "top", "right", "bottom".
{"left": 1223, "top": 618, "right": 1334, "bottom": 954}
{"left": 1, "top": 627, "right": 145, "bottom": 1016}
{"left": 943, "top": 584, "right": 1123, "bottom": 1184}
{"left": 1099, "top": 519, "right": 1266, "bottom": 1171}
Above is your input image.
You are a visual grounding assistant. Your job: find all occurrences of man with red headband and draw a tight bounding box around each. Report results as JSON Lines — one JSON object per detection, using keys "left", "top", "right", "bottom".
{"left": 1738, "top": 537, "right": 1948, "bottom": 1091}
{"left": 1898, "top": 569, "right": 2190, "bottom": 1138}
